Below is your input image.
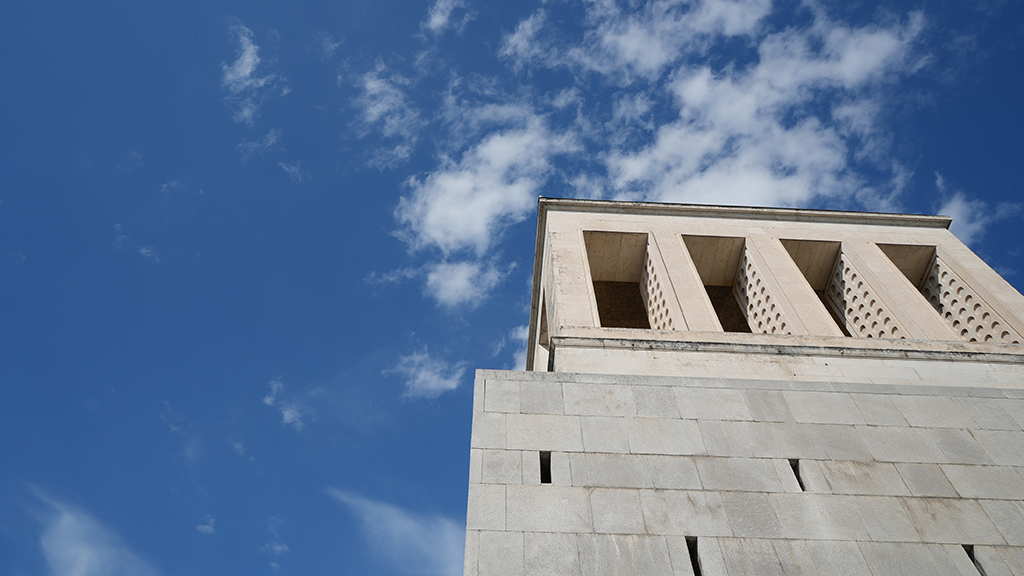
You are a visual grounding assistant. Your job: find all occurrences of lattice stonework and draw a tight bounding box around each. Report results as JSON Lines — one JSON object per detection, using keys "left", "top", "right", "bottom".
{"left": 921, "top": 257, "right": 1022, "bottom": 344}
{"left": 734, "top": 247, "right": 793, "bottom": 335}
{"left": 827, "top": 251, "right": 907, "bottom": 339}
{"left": 640, "top": 243, "right": 676, "bottom": 330}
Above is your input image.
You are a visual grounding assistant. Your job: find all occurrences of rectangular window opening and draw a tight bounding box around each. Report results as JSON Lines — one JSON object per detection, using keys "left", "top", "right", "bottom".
{"left": 539, "top": 451, "right": 552, "bottom": 484}
{"left": 584, "top": 231, "right": 651, "bottom": 329}
{"left": 963, "top": 545, "right": 988, "bottom": 576}
{"left": 681, "top": 235, "right": 750, "bottom": 333}
{"left": 780, "top": 239, "right": 850, "bottom": 337}
{"left": 685, "top": 536, "right": 702, "bottom": 576}
{"left": 789, "top": 459, "right": 806, "bottom": 491}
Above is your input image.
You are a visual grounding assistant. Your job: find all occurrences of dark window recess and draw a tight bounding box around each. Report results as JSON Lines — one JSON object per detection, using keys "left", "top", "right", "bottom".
{"left": 705, "top": 286, "right": 752, "bottom": 333}
{"left": 789, "top": 459, "right": 806, "bottom": 491}
{"left": 685, "top": 537, "right": 702, "bottom": 576}
{"left": 816, "top": 290, "right": 851, "bottom": 336}
{"left": 964, "top": 545, "right": 988, "bottom": 576}
{"left": 539, "top": 451, "right": 552, "bottom": 484}
{"left": 593, "top": 281, "right": 651, "bottom": 329}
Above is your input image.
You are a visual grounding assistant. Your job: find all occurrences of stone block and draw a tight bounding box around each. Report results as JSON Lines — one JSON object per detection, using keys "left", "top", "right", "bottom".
{"left": 980, "top": 500, "right": 1024, "bottom": 546}
{"left": 858, "top": 542, "right": 941, "bottom": 576}
{"left": 957, "top": 397, "right": 1020, "bottom": 431}
{"left": 974, "top": 430, "right": 1024, "bottom": 466}
{"left": 698, "top": 420, "right": 754, "bottom": 457}
{"left": 525, "top": 532, "right": 580, "bottom": 576}
{"left": 478, "top": 531, "right": 524, "bottom": 576}
{"left": 466, "top": 483, "right": 505, "bottom": 530}
{"left": 633, "top": 385, "right": 680, "bottom": 418}
{"left": 892, "top": 395, "right": 978, "bottom": 429}
{"left": 471, "top": 412, "right": 505, "bottom": 449}
{"left": 783, "top": 391, "right": 866, "bottom": 425}
{"left": 664, "top": 536, "right": 697, "bottom": 576}
{"left": 577, "top": 534, "right": 673, "bottom": 576}
{"left": 469, "top": 448, "right": 482, "bottom": 483}
{"left": 464, "top": 529, "right": 478, "bottom": 576}
{"left": 563, "top": 383, "right": 636, "bottom": 417}
{"left": 721, "top": 492, "right": 784, "bottom": 538}
{"left": 770, "top": 493, "right": 869, "bottom": 541}
{"left": 929, "top": 428, "right": 994, "bottom": 465}
{"left": 551, "top": 450, "right": 572, "bottom": 486}
{"left": 810, "top": 424, "right": 874, "bottom": 461}
{"left": 816, "top": 460, "right": 910, "bottom": 496}
{"left": 895, "top": 462, "right": 958, "bottom": 497}
{"left": 850, "top": 393, "right": 910, "bottom": 426}
{"left": 902, "top": 497, "right": 1005, "bottom": 545}
{"left": 941, "top": 464, "right": 1024, "bottom": 499}
{"left": 773, "top": 459, "right": 803, "bottom": 493}
{"left": 627, "top": 418, "right": 705, "bottom": 456}
{"left": 638, "top": 489, "right": 732, "bottom": 537}
{"left": 772, "top": 539, "right": 820, "bottom": 576}
{"left": 590, "top": 488, "right": 646, "bottom": 533}
{"left": 991, "top": 545, "right": 1024, "bottom": 575}
{"left": 695, "top": 457, "right": 783, "bottom": 492}
{"left": 975, "top": 546, "right": 1016, "bottom": 576}
{"left": 719, "top": 537, "right": 784, "bottom": 576}
{"left": 796, "top": 460, "right": 830, "bottom": 493}
{"left": 752, "top": 422, "right": 830, "bottom": 460}
{"left": 570, "top": 453, "right": 653, "bottom": 488}
{"left": 925, "top": 544, "right": 985, "bottom": 576}
{"left": 520, "top": 380, "right": 564, "bottom": 415}
{"left": 858, "top": 426, "right": 946, "bottom": 463}
{"left": 484, "top": 379, "right": 520, "bottom": 413}
{"left": 506, "top": 414, "right": 583, "bottom": 452}
{"left": 803, "top": 540, "right": 873, "bottom": 576}
{"left": 647, "top": 455, "right": 702, "bottom": 490}
{"left": 743, "top": 390, "right": 794, "bottom": 422}
{"left": 580, "top": 416, "right": 630, "bottom": 453}
{"left": 506, "top": 485, "right": 592, "bottom": 533}
{"left": 481, "top": 449, "right": 522, "bottom": 484}
{"left": 695, "top": 537, "right": 730, "bottom": 576}
{"left": 677, "top": 387, "right": 752, "bottom": 421}
{"left": 854, "top": 496, "right": 921, "bottom": 542}
{"left": 1001, "top": 399, "right": 1024, "bottom": 429}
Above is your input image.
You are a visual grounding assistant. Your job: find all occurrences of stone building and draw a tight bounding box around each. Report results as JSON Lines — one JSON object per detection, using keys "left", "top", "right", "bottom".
{"left": 463, "top": 198, "right": 1024, "bottom": 575}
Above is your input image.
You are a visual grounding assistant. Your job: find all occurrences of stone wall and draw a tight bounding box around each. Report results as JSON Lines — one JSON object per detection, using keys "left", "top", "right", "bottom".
{"left": 464, "top": 369, "right": 1024, "bottom": 576}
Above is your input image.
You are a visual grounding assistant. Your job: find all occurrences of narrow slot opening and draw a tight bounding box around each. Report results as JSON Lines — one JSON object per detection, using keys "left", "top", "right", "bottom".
{"left": 964, "top": 545, "right": 988, "bottom": 576}
{"left": 789, "top": 459, "right": 806, "bottom": 491}
{"left": 779, "top": 239, "right": 849, "bottom": 337}
{"left": 539, "top": 451, "right": 552, "bottom": 484}
{"left": 685, "top": 536, "right": 702, "bottom": 576}
{"left": 706, "top": 286, "right": 751, "bottom": 333}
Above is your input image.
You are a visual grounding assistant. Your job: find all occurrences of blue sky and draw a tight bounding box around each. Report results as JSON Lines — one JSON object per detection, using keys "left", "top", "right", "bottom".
{"left": 1, "top": 0, "right": 1022, "bottom": 574}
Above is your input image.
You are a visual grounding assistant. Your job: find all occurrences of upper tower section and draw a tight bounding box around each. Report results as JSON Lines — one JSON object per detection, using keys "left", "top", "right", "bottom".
{"left": 526, "top": 198, "right": 1024, "bottom": 379}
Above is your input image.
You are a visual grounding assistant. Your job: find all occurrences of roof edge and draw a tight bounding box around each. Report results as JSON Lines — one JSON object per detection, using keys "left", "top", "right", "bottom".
{"left": 537, "top": 197, "right": 953, "bottom": 229}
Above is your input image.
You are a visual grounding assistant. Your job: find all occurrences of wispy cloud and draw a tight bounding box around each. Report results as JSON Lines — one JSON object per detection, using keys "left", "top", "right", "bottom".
{"left": 278, "top": 162, "right": 307, "bottom": 182}
{"left": 385, "top": 349, "right": 466, "bottom": 399}
{"left": 262, "top": 377, "right": 314, "bottom": 430}
{"left": 196, "top": 516, "right": 215, "bottom": 534}
{"left": 37, "top": 495, "right": 160, "bottom": 576}
{"left": 935, "top": 173, "right": 1020, "bottom": 246}
{"left": 221, "top": 21, "right": 289, "bottom": 124}
{"left": 328, "top": 489, "right": 464, "bottom": 576}
{"left": 238, "top": 129, "right": 282, "bottom": 163}
{"left": 422, "top": 0, "right": 473, "bottom": 36}
{"left": 352, "top": 61, "right": 423, "bottom": 169}
{"left": 313, "top": 31, "right": 343, "bottom": 59}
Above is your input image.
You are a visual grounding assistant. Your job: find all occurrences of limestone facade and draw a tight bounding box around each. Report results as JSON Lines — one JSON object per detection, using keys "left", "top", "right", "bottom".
{"left": 464, "top": 199, "right": 1024, "bottom": 575}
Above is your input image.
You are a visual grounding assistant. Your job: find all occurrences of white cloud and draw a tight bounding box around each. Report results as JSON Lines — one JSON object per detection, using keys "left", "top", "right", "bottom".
{"left": 386, "top": 349, "right": 466, "bottom": 399}
{"left": 221, "top": 21, "right": 288, "bottom": 124}
{"left": 262, "top": 377, "right": 314, "bottom": 430}
{"left": 328, "top": 489, "right": 464, "bottom": 576}
{"left": 38, "top": 496, "right": 160, "bottom": 576}
{"left": 423, "top": 0, "right": 472, "bottom": 35}
{"left": 424, "top": 260, "right": 504, "bottom": 309}
{"left": 196, "top": 516, "right": 215, "bottom": 534}
{"left": 238, "top": 129, "right": 281, "bottom": 163}
{"left": 278, "top": 162, "right": 307, "bottom": 182}
{"left": 509, "top": 325, "right": 529, "bottom": 370}
{"left": 499, "top": 10, "right": 547, "bottom": 68}
{"left": 314, "top": 31, "right": 343, "bottom": 59}
{"left": 395, "top": 116, "right": 577, "bottom": 256}
{"left": 352, "top": 62, "right": 423, "bottom": 168}
{"left": 935, "top": 173, "right": 1020, "bottom": 246}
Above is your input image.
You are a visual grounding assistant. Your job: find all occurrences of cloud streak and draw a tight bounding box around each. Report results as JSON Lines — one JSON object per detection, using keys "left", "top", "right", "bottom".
{"left": 222, "top": 21, "right": 289, "bottom": 124}
{"left": 37, "top": 495, "right": 160, "bottom": 576}
{"left": 328, "top": 489, "right": 464, "bottom": 576}
{"left": 262, "top": 377, "right": 314, "bottom": 430}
